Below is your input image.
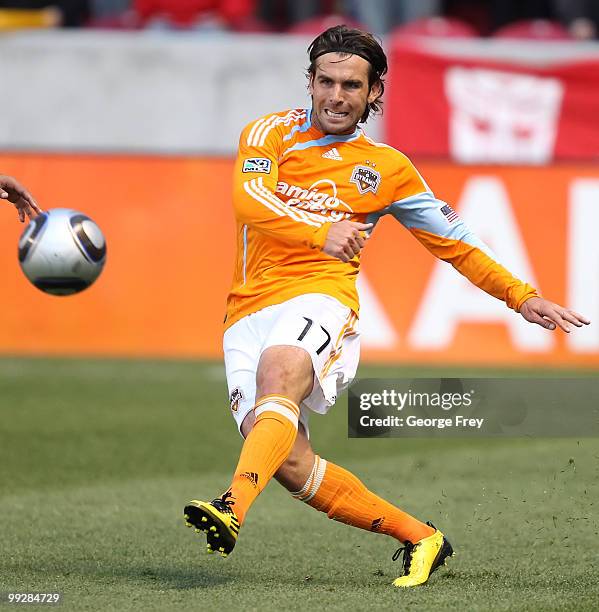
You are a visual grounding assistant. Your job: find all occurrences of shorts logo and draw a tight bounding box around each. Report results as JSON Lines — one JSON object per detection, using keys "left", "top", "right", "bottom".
{"left": 243, "top": 158, "right": 272, "bottom": 173}
{"left": 350, "top": 165, "right": 381, "bottom": 195}
{"left": 229, "top": 387, "right": 244, "bottom": 412}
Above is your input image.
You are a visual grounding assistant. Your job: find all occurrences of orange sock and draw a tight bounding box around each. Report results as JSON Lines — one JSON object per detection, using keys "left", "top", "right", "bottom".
{"left": 292, "top": 456, "right": 434, "bottom": 544}
{"left": 226, "top": 395, "right": 299, "bottom": 525}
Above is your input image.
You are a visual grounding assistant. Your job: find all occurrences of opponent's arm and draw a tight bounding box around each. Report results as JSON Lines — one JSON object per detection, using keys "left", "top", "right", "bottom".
{"left": 232, "top": 118, "right": 331, "bottom": 250}
{"left": 386, "top": 189, "right": 589, "bottom": 332}
{"left": 1, "top": 174, "right": 42, "bottom": 222}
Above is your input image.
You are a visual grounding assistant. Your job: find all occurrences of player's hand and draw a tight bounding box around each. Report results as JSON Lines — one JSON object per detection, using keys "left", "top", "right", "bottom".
{"left": 323, "top": 220, "right": 373, "bottom": 263}
{"left": 519, "top": 297, "right": 590, "bottom": 332}
{"left": 0, "top": 174, "right": 43, "bottom": 223}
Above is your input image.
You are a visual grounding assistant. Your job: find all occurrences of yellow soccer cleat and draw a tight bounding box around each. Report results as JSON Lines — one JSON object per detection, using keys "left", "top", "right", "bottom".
{"left": 392, "top": 522, "right": 454, "bottom": 588}
{"left": 184, "top": 492, "right": 240, "bottom": 558}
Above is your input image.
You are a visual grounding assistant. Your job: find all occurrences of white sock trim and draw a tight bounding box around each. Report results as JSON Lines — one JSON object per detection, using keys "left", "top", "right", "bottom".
{"left": 291, "top": 455, "right": 328, "bottom": 502}
{"left": 254, "top": 401, "right": 298, "bottom": 428}
{"left": 303, "top": 458, "right": 327, "bottom": 502}
{"left": 291, "top": 456, "right": 318, "bottom": 498}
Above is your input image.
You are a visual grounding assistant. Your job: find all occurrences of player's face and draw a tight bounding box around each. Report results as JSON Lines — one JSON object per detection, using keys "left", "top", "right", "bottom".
{"left": 309, "top": 53, "right": 381, "bottom": 135}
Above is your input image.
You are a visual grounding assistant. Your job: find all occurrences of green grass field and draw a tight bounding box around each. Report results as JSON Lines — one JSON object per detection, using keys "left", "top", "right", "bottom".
{"left": 1, "top": 357, "right": 598, "bottom": 611}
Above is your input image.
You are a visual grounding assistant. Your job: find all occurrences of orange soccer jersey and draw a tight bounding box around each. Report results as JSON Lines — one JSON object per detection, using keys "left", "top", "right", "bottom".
{"left": 225, "top": 109, "right": 538, "bottom": 328}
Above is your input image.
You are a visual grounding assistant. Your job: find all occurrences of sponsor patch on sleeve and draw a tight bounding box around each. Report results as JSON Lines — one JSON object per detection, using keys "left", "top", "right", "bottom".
{"left": 242, "top": 158, "right": 272, "bottom": 174}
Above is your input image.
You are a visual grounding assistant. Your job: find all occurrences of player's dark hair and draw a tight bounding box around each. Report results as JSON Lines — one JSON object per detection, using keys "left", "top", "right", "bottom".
{"left": 307, "top": 25, "right": 388, "bottom": 123}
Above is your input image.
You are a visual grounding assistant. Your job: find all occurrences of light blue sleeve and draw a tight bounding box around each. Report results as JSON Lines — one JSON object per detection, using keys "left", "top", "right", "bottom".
{"left": 367, "top": 191, "right": 498, "bottom": 261}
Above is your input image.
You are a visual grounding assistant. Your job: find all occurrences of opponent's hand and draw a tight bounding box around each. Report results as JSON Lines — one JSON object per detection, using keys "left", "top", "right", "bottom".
{"left": 519, "top": 297, "right": 590, "bottom": 332}
{"left": 0, "top": 174, "right": 43, "bottom": 223}
{"left": 323, "top": 220, "right": 373, "bottom": 263}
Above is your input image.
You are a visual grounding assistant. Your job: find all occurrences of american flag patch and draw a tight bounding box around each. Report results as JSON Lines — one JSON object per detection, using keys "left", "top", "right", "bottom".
{"left": 440, "top": 204, "right": 459, "bottom": 223}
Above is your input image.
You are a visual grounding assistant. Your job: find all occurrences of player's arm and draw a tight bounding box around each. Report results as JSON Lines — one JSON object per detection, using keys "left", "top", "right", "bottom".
{"left": 232, "top": 119, "right": 331, "bottom": 250}
{"left": 0, "top": 174, "right": 42, "bottom": 223}
{"left": 384, "top": 177, "right": 589, "bottom": 331}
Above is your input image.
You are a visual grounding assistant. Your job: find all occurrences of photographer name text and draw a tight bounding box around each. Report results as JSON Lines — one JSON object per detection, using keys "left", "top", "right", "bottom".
{"left": 358, "top": 414, "right": 484, "bottom": 429}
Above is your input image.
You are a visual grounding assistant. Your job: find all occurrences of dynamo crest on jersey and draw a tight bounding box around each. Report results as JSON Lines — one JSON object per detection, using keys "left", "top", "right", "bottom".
{"left": 350, "top": 165, "right": 381, "bottom": 195}
{"left": 242, "top": 158, "right": 272, "bottom": 173}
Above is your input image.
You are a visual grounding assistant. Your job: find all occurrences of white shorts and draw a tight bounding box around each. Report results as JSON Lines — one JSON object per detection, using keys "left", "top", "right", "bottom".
{"left": 223, "top": 293, "right": 360, "bottom": 436}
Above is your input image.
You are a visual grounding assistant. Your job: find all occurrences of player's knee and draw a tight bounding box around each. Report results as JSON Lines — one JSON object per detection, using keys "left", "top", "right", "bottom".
{"left": 256, "top": 345, "right": 313, "bottom": 401}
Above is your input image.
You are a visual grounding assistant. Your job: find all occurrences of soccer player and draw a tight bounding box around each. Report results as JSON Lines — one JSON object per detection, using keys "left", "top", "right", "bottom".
{"left": 184, "top": 26, "right": 590, "bottom": 587}
{"left": 0, "top": 174, "right": 42, "bottom": 222}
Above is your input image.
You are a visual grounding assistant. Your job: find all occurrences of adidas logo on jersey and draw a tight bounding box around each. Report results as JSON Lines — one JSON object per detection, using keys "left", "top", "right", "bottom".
{"left": 322, "top": 148, "right": 342, "bottom": 161}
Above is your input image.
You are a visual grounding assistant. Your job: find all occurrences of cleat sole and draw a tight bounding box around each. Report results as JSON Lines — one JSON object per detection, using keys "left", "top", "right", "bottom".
{"left": 184, "top": 501, "right": 237, "bottom": 556}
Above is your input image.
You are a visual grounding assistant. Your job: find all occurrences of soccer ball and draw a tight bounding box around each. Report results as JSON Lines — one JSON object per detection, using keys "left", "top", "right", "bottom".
{"left": 18, "top": 208, "right": 107, "bottom": 296}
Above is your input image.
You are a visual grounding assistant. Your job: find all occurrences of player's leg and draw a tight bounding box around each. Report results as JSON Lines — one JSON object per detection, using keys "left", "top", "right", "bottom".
{"left": 184, "top": 335, "right": 313, "bottom": 557}
{"left": 185, "top": 294, "right": 346, "bottom": 555}
{"left": 218, "top": 344, "right": 313, "bottom": 524}
{"left": 237, "top": 404, "right": 440, "bottom": 552}
{"left": 238, "top": 405, "right": 428, "bottom": 547}
{"left": 235, "top": 399, "right": 452, "bottom": 587}
{"left": 204, "top": 293, "right": 356, "bottom": 532}
{"left": 279, "top": 451, "right": 453, "bottom": 587}
{"left": 269, "top": 301, "right": 454, "bottom": 587}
